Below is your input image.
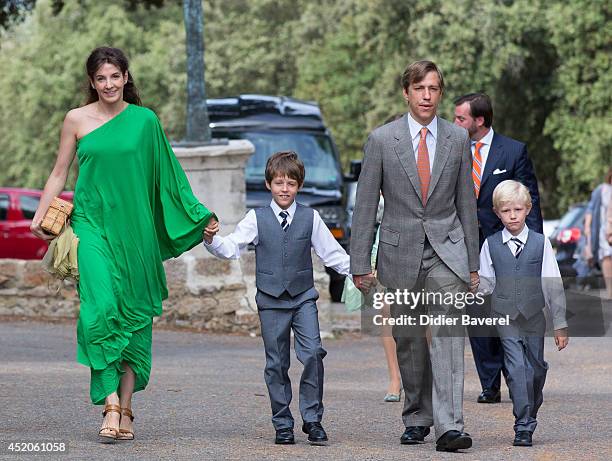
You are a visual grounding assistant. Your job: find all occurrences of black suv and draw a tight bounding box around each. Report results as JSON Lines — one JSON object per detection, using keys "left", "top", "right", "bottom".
{"left": 207, "top": 95, "right": 348, "bottom": 301}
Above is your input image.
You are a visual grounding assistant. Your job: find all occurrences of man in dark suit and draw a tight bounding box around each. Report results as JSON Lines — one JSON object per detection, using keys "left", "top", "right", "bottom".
{"left": 454, "top": 93, "right": 543, "bottom": 404}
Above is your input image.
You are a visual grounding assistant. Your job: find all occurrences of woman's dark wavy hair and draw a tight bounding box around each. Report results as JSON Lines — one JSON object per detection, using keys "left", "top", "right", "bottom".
{"left": 85, "top": 47, "right": 142, "bottom": 105}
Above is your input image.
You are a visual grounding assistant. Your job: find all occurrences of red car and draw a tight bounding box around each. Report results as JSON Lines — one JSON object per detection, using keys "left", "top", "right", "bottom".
{"left": 0, "top": 188, "right": 74, "bottom": 260}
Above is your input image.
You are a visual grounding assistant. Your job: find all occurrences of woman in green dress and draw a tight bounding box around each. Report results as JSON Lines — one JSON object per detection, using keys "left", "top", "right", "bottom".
{"left": 31, "top": 47, "right": 217, "bottom": 442}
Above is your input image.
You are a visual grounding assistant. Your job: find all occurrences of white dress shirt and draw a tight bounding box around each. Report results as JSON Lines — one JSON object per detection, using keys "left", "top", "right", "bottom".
{"left": 478, "top": 225, "right": 568, "bottom": 330}
{"left": 204, "top": 200, "right": 351, "bottom": 276}
{"left": 472, "top": 127, "right": 494, "bottom": 174}
{"left": 407, "top": 113, "right": 437, "bottom": 172}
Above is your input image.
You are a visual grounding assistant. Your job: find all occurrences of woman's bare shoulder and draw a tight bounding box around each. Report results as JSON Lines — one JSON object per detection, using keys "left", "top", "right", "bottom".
{"left": 65, "top": 104, "right": 96, "bottom": 123}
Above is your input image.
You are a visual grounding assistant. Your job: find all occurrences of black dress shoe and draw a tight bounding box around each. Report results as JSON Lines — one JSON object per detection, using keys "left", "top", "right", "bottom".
{"left": 477, "top": 388, "right": 501, "bottom": 403}
{"left": 400, "top": 426, "right": 430, "bottom": 444}
{"left": 302, "top": 422, "right": 328, "bottom": 445}
{"left": 436, "top": 430, "right": 472, "bottom": 452}
{"left": 275, "top": 428, "right": 295, "bottom": 445}
{"left": 513, "top": 431, "right": 533, "bottom": 447}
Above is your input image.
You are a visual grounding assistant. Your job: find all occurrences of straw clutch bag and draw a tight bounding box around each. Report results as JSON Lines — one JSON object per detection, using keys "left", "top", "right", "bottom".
{"left": 41, "top": 197, "right": 73, "bottom": 236}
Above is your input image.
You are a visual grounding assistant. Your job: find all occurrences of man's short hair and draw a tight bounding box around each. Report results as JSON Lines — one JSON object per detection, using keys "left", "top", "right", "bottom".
{"left": 265, "top": 151, "right": 305, "bottom": 186}
{"left": 401, "top": 60, "right": 445, "bottom": 93}
{"left": 453, "top": 93, "right": 493, "bottom": 128}
{"left": 492, "top": 180, "right": 532, "bottom": 209}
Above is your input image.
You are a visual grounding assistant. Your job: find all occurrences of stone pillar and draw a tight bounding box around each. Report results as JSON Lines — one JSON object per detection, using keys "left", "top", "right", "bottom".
{"left": 175, "top": 140, "right": 254, "bottom": 232}
{"left": 157, "top": 140, "right": 261, "bottom": 332}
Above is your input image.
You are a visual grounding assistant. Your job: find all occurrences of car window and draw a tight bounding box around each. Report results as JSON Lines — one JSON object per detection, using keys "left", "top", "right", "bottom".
{"left": 19, "top": 195, "right": 40, "bottom": 220}
{"left": 556, "top": 205, "right": 586, "bottom": 229}
{"left": 215, "top": 131, "right": 340, "bottom": 188}
{"left": 0, "top": 194, "right": 8, "bottom": 220}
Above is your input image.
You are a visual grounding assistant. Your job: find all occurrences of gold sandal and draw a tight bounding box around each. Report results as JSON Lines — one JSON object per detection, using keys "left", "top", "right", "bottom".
{"left": 98, "top": 404, "right": 121, "bottom": 442}
{"left": 117, "top": 407, "right": 135, "bottom": 441}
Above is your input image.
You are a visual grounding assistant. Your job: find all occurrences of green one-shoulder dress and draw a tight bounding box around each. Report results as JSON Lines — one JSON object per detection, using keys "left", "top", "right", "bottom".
{"left": 71, "top": 104, "right": 215, "bottom": 404}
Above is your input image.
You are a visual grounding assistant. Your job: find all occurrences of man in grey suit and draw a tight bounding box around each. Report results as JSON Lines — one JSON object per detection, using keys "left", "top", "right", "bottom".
{"left": 351, "top": 61, "right": 480, "bottom": 452}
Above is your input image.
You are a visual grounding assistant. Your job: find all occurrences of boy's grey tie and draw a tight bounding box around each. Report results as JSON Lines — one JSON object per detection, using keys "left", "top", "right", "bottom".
{"left": 279, "top": 211, "right": 289, "bottom": 231}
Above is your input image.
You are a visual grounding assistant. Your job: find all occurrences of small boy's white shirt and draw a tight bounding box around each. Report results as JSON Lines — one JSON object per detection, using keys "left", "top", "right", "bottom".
{"left": 478, "top": 225, "right": 568, "bottom": 330}
{"left": 204, "top": 200, "right": 351, "bottom": 277}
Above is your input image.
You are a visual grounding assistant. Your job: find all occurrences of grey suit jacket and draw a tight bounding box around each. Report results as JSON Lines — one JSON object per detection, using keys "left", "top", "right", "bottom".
{"left": 350, "top": 114, "right": 479, "bottom": 289}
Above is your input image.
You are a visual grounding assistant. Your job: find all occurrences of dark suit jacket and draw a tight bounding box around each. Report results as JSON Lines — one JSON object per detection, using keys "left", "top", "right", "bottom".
{"left": 477, "top": 131, "right": 543, "bottom": 247}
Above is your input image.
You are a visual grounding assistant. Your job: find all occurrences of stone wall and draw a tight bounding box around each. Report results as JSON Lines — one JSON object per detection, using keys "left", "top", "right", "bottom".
{"left": 0, "top": 253, "right": 330, "bottom": 334}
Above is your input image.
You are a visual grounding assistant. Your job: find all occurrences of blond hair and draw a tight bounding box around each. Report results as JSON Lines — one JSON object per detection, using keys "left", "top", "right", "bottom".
{"left": 492, "top": 180, "right": 532, "bottom": 209}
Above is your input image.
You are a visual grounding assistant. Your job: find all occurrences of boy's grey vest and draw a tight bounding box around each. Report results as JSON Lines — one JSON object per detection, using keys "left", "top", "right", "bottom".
{"left": 254, "top": 204, "right": 317, "bottom": 308}
{"left": 488, "top": 229, "right": 545, "bottom": 320}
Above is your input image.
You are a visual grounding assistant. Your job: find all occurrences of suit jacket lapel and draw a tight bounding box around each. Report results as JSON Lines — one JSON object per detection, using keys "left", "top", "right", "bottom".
{"left": 480, "top": 133, "right": 504, "bottom": 190}
{"left": 427, "top": 118, "right": 451, "bottom": 202}
{"left": 393, "top": 115, "right": 424, "bottom": 203}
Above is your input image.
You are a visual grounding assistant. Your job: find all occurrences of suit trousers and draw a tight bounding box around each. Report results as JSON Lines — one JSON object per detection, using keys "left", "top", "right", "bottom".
{"left": 391, "top": 240, "right": 467, "bottom": 438}
{"left": 467, "top": 298, "right": 507, "bottom": 392}
{"left": 496, "top": 311, "right": 548, "bottom": 433}
{"left": 258, "top": 299, "right": 327, "bottom": 430}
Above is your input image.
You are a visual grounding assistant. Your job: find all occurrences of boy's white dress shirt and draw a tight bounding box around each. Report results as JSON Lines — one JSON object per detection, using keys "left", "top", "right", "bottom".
{"left": 204, "top": 200, "right": 351, "bottom": 277}
{"left": 478, "top": 225, "right": 568, "bottom": 330}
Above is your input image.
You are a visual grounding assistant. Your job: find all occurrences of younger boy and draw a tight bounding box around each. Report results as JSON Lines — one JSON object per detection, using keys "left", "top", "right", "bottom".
{"left": 478, "top": 180, "right": 569, "bottom": 447}
{"left": 203, "top": 151, "right": 352, "bottom": 445}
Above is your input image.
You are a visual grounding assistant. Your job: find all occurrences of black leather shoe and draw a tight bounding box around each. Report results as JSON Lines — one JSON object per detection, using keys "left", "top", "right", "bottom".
{"left": 436, "top": 430, "right": 472, "bottom": 452}
{"left": 302, "top": 422, "right": 328, "bottom": 445}
{"left": 275, "top": 428, "right": 295, "bottom": 445}
{"left": 400, "top": 426, "right": 430, "bottom": 444}
{"left": 513, "top": 431, "right": 533, "bottom": 447}
{"left": 477, "top": 388, "right": 501, "bottom": 403}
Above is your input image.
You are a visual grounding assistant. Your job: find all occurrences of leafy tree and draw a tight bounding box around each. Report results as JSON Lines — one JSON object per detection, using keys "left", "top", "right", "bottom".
{"left": 544, "top": 0, "right": 612, "bottom": 209}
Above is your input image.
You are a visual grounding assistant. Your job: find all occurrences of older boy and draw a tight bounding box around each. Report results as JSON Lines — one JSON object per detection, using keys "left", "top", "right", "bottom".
{"left": 203, "top": 151, "right": 351, "bottom": 446}
{"left": 478, "top": 180, "right": 569, "bottom": 447}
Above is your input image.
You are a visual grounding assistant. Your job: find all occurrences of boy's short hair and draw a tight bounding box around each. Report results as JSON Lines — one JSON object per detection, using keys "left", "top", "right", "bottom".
{"left": 492, "top": 180, "right": 532, "bottom": 209}
{"left": 265, "top": 151, "right": 305, "bottom": 185}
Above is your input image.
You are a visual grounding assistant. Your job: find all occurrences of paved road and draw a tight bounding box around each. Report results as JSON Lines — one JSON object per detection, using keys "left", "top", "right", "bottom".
{"left": 1, "top": 319, "right": 611, "bottom": 460}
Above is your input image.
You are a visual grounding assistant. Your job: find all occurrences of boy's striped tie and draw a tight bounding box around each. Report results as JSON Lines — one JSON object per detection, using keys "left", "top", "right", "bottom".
{"left": 279, "top": 211, "right": 289, "bottom": 231}
{"left": 510, "top": 237, "right": 524, "bottom": 258}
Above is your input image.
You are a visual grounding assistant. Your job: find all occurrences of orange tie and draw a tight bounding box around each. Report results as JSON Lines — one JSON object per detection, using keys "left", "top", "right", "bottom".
{"left": 416, "top": 127, "right": 430, "bottom": 204}
{"left": 472, "top": 142, "right": 483, "bottom": 198}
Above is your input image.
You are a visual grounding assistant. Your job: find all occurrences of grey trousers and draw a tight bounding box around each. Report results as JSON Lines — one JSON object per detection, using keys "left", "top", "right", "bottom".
{"left": 258, "top": 299, "right": 327, "bottom": 430}
{"left": 391, "top": 241, "right": 467, "bottom": 439}
{"left": 496, "top": 311, "right": 548, "bottom": 433}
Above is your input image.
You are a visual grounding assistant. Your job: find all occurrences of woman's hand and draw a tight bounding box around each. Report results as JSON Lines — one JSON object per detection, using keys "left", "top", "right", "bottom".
{"left": 30, "top": 218, "right": 55, "bottom": 241}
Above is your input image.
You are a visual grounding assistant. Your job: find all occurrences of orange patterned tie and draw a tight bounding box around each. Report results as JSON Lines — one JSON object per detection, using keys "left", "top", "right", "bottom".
{"left": 472, "top": 142, "right": 483, "bottom": 198}
{"left": 416, "top": 127, "right": 430, "bottom": 204}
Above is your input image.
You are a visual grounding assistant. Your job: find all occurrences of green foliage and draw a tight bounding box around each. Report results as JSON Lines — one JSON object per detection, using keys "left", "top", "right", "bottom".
{"left": 544, "top": 0, "right": 612, "bottom": 211}
{"left": 0, "top": 0, "right": 609, "bottom": 216}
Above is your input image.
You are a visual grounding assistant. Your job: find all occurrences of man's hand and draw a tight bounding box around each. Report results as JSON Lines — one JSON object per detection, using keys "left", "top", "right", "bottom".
{"left": 353, "top": 273, "right": 376, "bottom": 294}
{"left": 203, "top": 218, "right": 219, "bottom": 244}
{"left": 469, "top": 271, "right": 480, "bottom": 293}
{"left": 554, "top": 328, "right": 569, "bottom": 351}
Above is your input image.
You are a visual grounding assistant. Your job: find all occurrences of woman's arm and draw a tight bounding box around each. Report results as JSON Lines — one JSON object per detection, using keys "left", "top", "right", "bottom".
{"left": 31, "top": 110, "right": 79, "bottom": 240}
